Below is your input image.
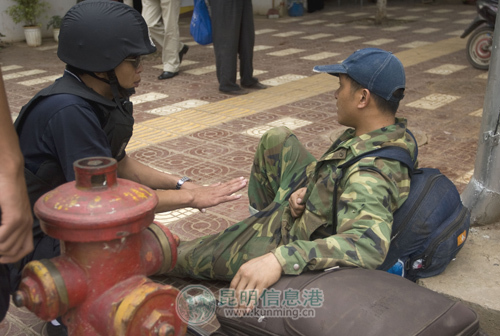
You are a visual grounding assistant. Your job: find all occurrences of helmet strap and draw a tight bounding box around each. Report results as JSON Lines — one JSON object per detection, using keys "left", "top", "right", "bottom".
{"left": 106, "top": 70, "right": 134, "bottom": 115}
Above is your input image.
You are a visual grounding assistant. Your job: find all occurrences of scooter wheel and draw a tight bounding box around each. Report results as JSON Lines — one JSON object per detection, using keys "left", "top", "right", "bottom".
{"left": 466, "top": 26, "right": 494, "bottom": 70}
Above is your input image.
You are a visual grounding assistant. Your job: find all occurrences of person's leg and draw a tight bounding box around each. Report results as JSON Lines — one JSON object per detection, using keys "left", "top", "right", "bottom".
{"left": 239, "top": 0, "right": 258, "bottom": 87}
{"left": 141, "top": 0, "right": 164, "bottom": 47}
{"left": 248, "top": 126, "right": 317, "bottom": 212}
{"left": 160, "top": 0, "right": 182, "bottom": 73}
{"left": 209, "top": 0, "right": 242, "bottom": 92}
{"left": 171, "top": 201, "right": 286, "bottom": 281}
{"left": 171, "top": 127, "right": 315, "bottom": 281}
{"left": 0, "top": 265, "right": 9, "bottom": 322}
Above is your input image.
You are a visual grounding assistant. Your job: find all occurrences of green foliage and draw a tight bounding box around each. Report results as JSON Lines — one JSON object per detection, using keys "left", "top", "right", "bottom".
{"left": 6, "top": 0, "right": 50, "bottom": 27}
{"left": 46, "top": 15, "right": 62, "bottom": 30}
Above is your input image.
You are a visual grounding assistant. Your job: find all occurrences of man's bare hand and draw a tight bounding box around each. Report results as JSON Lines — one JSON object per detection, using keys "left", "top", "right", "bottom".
{"left": 189, "top": 177, "right": 247, "bottom": 211}
{"left": 0, "top": 171, "right": 34, "bottom": 264}
{"left": 230, "top": 253, "right": 282, "bottom": 315}
{"left": 289, "top": 187, "right": 306, "bottom": 218}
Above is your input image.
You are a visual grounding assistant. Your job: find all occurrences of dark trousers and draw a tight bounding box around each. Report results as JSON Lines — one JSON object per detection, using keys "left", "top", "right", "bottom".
{"left": 6, "top": 234, "right": 60, "bottom": 294}
{"left": 209, "top": 0, "right": 258, "bottom": 92}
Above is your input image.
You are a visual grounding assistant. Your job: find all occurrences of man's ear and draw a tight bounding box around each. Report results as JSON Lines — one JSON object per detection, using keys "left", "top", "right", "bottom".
{"left": 357, "top": 88, "right": 370, "bottom": 108}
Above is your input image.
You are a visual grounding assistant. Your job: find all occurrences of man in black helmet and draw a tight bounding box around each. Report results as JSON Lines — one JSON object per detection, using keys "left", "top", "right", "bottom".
{"left": 9, "top": 0, "right": 247, "bottom": 323}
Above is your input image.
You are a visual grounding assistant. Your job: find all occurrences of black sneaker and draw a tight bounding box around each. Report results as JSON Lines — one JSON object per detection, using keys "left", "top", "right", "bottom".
{"left": 42, "top": 321, "right": 68, "bottom": 336}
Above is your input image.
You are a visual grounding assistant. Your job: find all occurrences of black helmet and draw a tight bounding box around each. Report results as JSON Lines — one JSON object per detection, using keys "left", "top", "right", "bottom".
{"left": 58, "top": 0, "right": 156, "bottom": 72}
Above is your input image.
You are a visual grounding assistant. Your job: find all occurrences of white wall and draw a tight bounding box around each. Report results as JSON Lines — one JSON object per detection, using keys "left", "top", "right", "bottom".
{"left": 1, "top": 0, "right": 74, "bottom": 42}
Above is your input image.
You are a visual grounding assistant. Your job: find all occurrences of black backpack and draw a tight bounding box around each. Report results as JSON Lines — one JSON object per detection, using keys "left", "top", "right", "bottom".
{"left": 333, "top": 131, "right": 471, "bottom": 281}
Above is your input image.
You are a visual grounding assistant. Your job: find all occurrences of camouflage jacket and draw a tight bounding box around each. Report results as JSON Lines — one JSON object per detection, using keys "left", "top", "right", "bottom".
{"left": 273, "top": 118, "right": 417, "bottom": 275}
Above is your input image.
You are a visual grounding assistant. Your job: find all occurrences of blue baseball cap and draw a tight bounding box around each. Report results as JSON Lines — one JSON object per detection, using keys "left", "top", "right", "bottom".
{"left": 313, "top": 48, "right": 405, "bottom": 102}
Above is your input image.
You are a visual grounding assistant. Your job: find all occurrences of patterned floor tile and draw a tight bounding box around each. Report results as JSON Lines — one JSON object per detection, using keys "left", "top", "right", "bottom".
{"left": 433, "top": 9, "right": 453, "bottom": 13}
{"left": 399, "top": 15, "right": 420, "bottom": 20}
{"left": 184, "top": 161, "right": 243, "bottom": 183}
{"left": 426, "top": 18, "right": 448, "bottom": 23}
{"left": 301, "top": 52, "right": 340, "bottom": 61}
{"left": 324, "top": 23, "right": 345, "bottom": 28}
{"left": 323, "top": 10, "right": 345, "bottom": 15}
{"left": 363, "top": 38, "right": 395, "bottom": 46}
{"left": 331, "top": 36, "right": 362, "bottom": 43}
{"left": 1, "top": 65, "right": 23, "bottom": 71}
{"left": 155, "top": 208, "right": 199, "bottom": 225}
{"left": 146, "top": 105, "right": 183, "bottom": 116}
{"left": 261, "top": 74, "right": 308, "bottom": 86}
{"left": 254, "top": 45, "right": 274, "bottom": 51}
{"left": 236, "top": 70, "right": 267, "bottom": 80}
{"left": 272, "top": 31, "right": 304, "bottom": 38}
{"left": 352, "top": 25, "right": 370, "bottom": 30}
{"left": 382, "top": 26, "right": 409, "bottom": 32}
{"left": 469, "top": 109, "right": 483, "bottom": 117}
{"left": 173, "top": 99, "right": 210, "bottom": 109}
{"left": 406, "top": 93, "right": 461, "bottom": 110}
{"left": 36, "top": 45, "right": 58, "bottom": 51}
{"left": 185, "top": 65, "right": 217, "bottom": 75}
{"left": 278, "top": 18, "right": 303, "bottom": 23}
{"left": 131, "top": 92, "right": 169, "bottom": 105}
{"left": 184, "top": 142, "right": 233, "bottom": 159}
{"left": 3, "top": 69, "right": 47, "bottom": 80}
{"left": 459, "top": 10, "right": 476, "bottom": 15}
{"left": 425, "top": 64, "right": 467, "bottom": 75}
{"left": 157, "top": 136, "right": 206, "bottom": 152}
{"left": 217, "top": 150, "right": 254, "bottom": 170}
{"left": 399, "top": 41, "right": 431, "bottom": 49}
{"left": 129, "top": 145, "right": 172, "bottom": 163}
{"left": 407, "top": 8, "right": 427, "bottom": 12}
{"left": 414, "top": 28, "right": 441, "bottom": 34}
{"left": 454, "top": 19, "right": 473, "bottom": 25}
{"left": 454, "top": 169, "right": 474, "bottom": 186}
{"left": 346, "top": 12, "right": 368, "bottom": 17}
{"left": 17, "top": 75, "right": 60, "bottom": 86}
{"left": 168, "top": 214, "right": 234, "bottom": 240}
{"left": 255, "top": 28, "right": 277, "bottom": 35}
{"left": 447, "top": 30, "right": 464, "bottom": 36}
{"left": 300, "top": 20, "right": 328, "bottom": 25}
{"left": 300, "top": 33, "right": 334, "bottom": 40}
{"left": 152, "top": 60, "right": 199, "bottom": 70}
{"left": 268, "top": 117, "right": 312, "bottom": 130}
{"left": 476, "top": 73, "right": 489, "bottom": 80}
{"left": 243, "top": 125, "right": 274, "bottom": 138}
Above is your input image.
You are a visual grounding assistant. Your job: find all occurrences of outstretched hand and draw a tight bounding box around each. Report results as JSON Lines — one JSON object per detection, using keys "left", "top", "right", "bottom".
{"left": 230, "top": 253, "right": 282, "bottom": 315}
{"left": 289, "top": 187, "right": 307, "bottom": 218}
{"left": 186, "top": 176, "right": 248, "bottom": 212}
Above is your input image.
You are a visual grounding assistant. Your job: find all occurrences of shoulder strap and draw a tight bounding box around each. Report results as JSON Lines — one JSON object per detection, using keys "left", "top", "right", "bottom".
{"left": 331, "top": 129, "right": 417, "bottom": 232}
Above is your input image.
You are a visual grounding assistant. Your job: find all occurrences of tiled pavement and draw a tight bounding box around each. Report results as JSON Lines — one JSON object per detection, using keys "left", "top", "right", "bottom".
{"left": 0, "top": 1, "right": 489, "bottom": 334}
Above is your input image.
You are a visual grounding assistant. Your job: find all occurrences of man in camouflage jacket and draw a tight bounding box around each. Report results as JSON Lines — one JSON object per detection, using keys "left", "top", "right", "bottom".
{"left": 170, "top": 48, "right": 417, "bottom": 308}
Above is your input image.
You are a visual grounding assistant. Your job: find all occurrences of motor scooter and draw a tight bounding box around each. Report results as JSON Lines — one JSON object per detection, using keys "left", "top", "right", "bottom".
{"left": 461, "top": 0, "right": 498, "bottom": 70}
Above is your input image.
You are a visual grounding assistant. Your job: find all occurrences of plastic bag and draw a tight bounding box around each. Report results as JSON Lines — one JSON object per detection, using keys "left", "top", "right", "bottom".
{"left": 190, "top": 0, "right": 212, "bottom": 45}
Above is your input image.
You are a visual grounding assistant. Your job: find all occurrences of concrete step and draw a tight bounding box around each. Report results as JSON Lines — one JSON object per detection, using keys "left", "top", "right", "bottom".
{"left": 417, "top": 224, "right": 500, "bottom": 336}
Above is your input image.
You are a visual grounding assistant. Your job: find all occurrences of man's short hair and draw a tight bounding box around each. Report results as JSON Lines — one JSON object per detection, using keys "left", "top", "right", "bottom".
{"left": 346, "top": 75, "right": 403, "bottom": 115}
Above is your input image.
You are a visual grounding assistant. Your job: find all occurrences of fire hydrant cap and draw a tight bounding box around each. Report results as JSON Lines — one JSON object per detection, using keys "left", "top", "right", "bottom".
{"left": 34, "top": 157, "right": 159, "bottom": 242}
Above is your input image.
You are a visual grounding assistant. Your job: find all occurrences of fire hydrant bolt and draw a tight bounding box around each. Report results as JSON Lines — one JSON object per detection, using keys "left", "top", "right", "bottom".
{"left": 157, "top": 324, "right": 175, "bottom": 336}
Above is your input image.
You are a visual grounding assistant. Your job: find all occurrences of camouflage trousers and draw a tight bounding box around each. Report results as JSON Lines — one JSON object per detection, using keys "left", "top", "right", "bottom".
{"left": 170, "top": 127, "right": 316, "bottom": 281}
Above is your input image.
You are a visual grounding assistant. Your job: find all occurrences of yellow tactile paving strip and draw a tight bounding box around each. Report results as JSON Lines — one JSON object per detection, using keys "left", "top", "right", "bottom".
{"left": 128, "top": 36, "right": 467, "bottom": 152}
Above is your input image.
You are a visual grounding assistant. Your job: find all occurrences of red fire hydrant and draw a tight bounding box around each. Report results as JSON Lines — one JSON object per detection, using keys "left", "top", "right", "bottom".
{"left": 13, "top": 157, "right": 187, "bottom": 336}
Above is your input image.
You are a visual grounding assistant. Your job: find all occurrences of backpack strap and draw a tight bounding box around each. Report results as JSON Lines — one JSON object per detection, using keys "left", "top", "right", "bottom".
{"left": 331, "top": 129, "right": 417, "bottom": 232}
